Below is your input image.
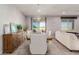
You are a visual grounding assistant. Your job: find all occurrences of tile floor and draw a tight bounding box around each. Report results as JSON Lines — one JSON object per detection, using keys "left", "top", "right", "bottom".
{"left": 9, "top": 39, "right": 79, "bottom": 55}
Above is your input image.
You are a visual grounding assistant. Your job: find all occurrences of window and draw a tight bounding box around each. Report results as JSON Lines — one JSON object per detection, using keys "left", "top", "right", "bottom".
{"left": 32, "top": 17, "right": 46, "bottom": 32}
{"left": 61, "top": 17, "right": 76, "bottom": 31}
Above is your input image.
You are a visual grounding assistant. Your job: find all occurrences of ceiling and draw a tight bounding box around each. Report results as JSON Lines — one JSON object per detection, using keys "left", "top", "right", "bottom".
{"left": 13, "top": 4, "right": 79, "bottom": 16}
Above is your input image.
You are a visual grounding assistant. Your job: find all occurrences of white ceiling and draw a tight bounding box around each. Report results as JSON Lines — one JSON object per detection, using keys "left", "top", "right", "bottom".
{"left": 14, "top": 4, "right": 79, "bottom": 16}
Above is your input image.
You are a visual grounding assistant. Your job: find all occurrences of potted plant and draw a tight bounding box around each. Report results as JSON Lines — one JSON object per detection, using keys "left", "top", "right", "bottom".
{"left": 17, "top": 24, "right": 22, "bottom": 32}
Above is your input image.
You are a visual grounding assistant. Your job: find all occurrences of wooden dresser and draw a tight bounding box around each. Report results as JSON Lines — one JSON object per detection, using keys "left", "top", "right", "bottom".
{"left": 3, "top": 32, "right": 26, "bottom": 54}
{"left": 3, "top": 34, "right": 17, "bottom": 53}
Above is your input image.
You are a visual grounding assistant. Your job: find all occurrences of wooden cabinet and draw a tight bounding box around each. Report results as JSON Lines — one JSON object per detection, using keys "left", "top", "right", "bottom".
{"left": 3, "top": 34, "right": 16, "bottom": 53}
{"left": 3, "top": 32, "right": 26, "bottom": 54}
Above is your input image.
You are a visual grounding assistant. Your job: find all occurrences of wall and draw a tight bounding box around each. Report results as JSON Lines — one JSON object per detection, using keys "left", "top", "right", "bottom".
{"left": 25, "top": 16, "right": 61, "bottom": 34}
{"left": 47, "top": 17, "right": 61, "bottom": 34}
{"left": 25, "top": 17, "right": 31, "bottom": 30}
{"left": 25, "top": 16, "right": 79, "bottom": 34}
{"left": 74, "top": 17, "right": 79, "bottom": 32}
{"left": 0, "top": 5, "right": 26, "bottom": 54}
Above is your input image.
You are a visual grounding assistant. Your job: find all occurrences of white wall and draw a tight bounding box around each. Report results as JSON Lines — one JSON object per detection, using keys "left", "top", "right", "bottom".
{"left": 47, "top": 17, "right": 61, "bottom": 34}
{"left": 25, "top": 16, "right": 79, "bottom": 34}
{"left": 25, "top": 16, "right": 61, "bottom": 34}
{"left": 0, "top": 5, "right": 26, "bottom": 54}
{"left": 46, "top": 16, "right": 79, "bottom": 34}
{"left": 25, "top": 17, "right": 31, "bottom": 30}
{"left": 74, "top": 17, "right": 79, "bottom": 32}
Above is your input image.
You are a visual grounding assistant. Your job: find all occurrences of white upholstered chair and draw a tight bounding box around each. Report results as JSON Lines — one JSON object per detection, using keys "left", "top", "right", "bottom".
{"left": 30, "top": 33, "right": 47, "bottom": 54}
